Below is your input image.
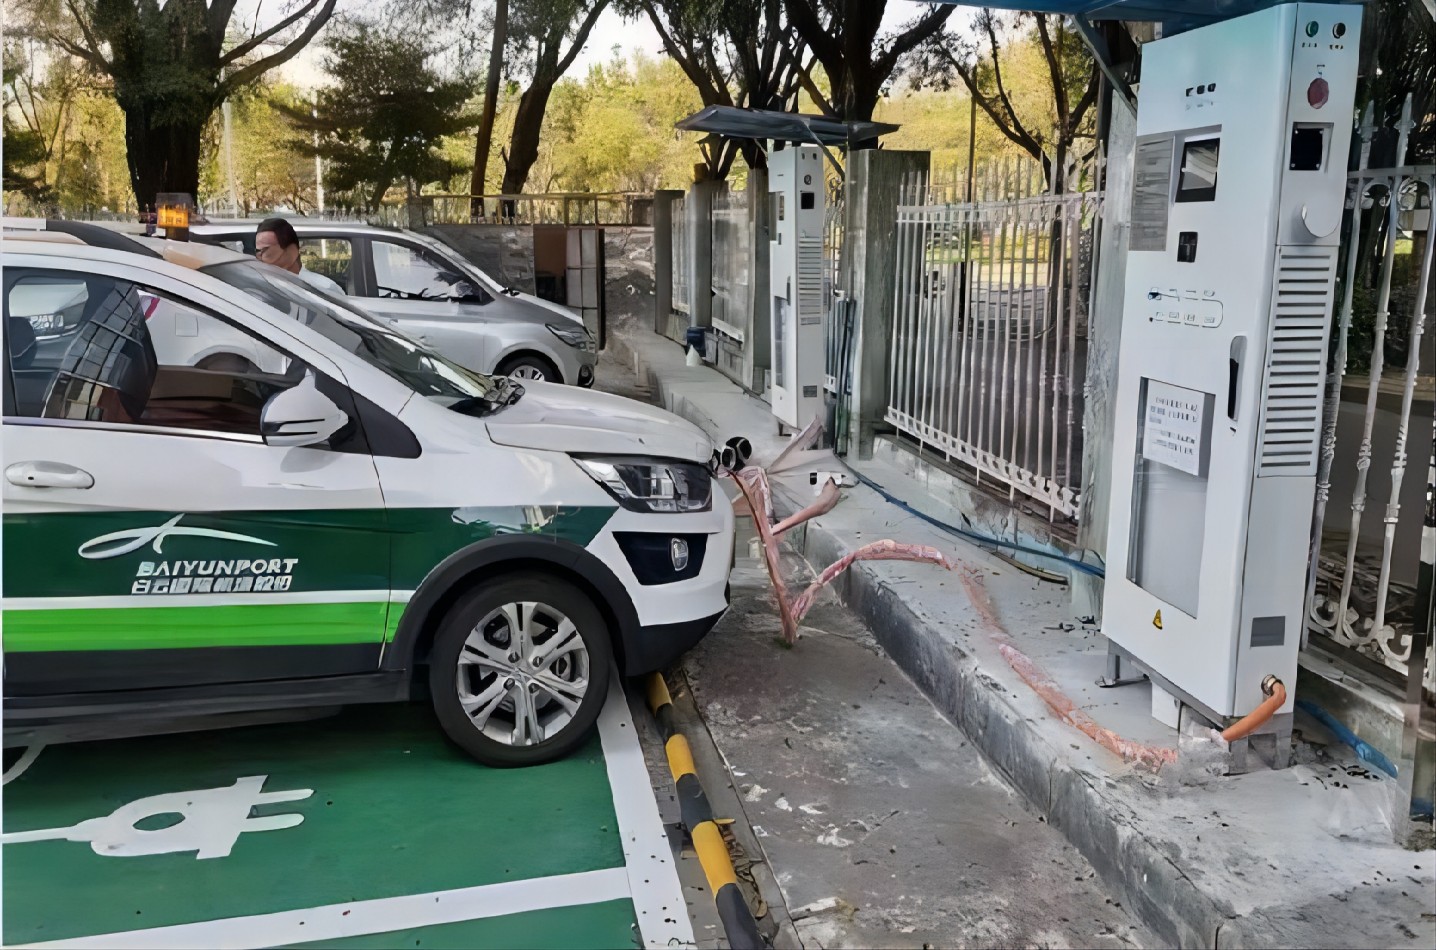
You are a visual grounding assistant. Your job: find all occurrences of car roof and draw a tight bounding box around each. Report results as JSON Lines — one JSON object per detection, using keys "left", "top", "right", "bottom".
{"left": 2, "top": 231, "right": 88, "bottom": 247}
{"left": 192, "top": 220, "right": 402, "bottom": 236}
{"left": 133, "top": 236, "right": 249, "bottom": 269}
{"left": 2, "top": 218, "right": 160, "bottom": 257}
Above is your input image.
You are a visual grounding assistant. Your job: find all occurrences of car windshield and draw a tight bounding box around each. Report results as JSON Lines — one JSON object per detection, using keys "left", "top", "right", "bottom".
{"left": 199, "top": 260, "right": 522, "bottom": 414}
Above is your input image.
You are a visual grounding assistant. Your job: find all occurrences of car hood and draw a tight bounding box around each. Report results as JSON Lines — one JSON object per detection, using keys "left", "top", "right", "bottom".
{"left": 487, "top": 286, "right": 584, "bottom": 326}
{"left": 484, "top": 382, "right": 713, "bottom": 462}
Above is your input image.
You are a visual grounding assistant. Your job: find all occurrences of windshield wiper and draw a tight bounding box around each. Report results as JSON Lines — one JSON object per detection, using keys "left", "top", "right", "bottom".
{"left": 487, "top": 377, "right": 524, "bottom": 406}
{"left": 446, "top": 379, "right": 523, "bottom": 419}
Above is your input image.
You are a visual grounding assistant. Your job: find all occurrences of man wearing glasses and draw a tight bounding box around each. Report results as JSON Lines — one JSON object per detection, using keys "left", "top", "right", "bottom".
{"left": 254, "top": 217, "right": 344, "bottom": 296}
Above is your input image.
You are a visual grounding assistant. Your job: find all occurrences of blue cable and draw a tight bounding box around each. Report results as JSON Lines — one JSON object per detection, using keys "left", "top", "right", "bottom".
{"left": 840, "top": 464, "right": 1107, "bottom": 579}
{"left": 1294, "top": 699, "right": 1399, "bottom": 778}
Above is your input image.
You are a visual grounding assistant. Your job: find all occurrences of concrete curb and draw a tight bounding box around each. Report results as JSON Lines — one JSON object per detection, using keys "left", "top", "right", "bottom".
{"left": 795, "top": 522, "right": 1226, "bottom": 948}
{"left": 609, "top": 330, "right": 1228, "bottom": 947}
{"left": 647, "top": 674, "right": 769, "bottom": 950}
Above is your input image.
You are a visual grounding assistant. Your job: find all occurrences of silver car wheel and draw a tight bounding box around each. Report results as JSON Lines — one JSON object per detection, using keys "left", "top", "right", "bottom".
{"left": 455, "top": 601, "right": 591, "bottom": 747}
{"left": 509, "top": 364, "right": 550, "bottom": 381}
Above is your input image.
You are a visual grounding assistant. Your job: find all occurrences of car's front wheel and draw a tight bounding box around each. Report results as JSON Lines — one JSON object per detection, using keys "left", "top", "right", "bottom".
{"left": 497, "top": 353, "right": 561, "bottom": 383}
{"left": 429, "top": 574, "right": 612, "bottom": 767}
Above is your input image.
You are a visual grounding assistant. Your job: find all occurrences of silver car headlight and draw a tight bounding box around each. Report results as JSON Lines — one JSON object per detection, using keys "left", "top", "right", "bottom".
{"left": 575, "top": 457, "right": 712, "bottom": 513}
{"left": 548, "top": 323, "right": 596, "bottom": 352}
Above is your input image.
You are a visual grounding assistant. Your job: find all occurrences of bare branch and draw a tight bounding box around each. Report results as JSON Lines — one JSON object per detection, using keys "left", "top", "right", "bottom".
{"left": 61, "top": 0, "right": 112, "bottom": 70}
{"left": 220, "top": 0, "right": 338, "bottom": 95}
{"left": 797, "top": 64, "right": 834, "bottom": 116}
{"left": 1034, "top": 15, "right": 1070, "bottom": 130}
{"left": 875, "top": 4, "right": 954, "bottom": 78}
{"left": 553, "top": 2, "right": 608, "bottom": 79}
{"left": 786, "top": 0, "right": 840, "bottom": 76}
{"left": 221, "top": 0, "right": 324, "bottom": 65}
{"left": 941, "top": 42, "right": 1044, "bottom": 163}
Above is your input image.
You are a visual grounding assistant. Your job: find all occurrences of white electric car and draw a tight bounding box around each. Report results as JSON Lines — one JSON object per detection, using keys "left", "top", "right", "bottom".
{"left": 1, "top": 236, "right": 733, "bottom": 766}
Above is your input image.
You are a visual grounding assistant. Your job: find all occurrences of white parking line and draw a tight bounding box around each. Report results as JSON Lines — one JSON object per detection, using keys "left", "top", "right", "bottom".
{"left": 6, "top": 680, "right": 693, "bottom": 950}
{"left": 2, "top": 745, "right": 45, "bottom": 786}
{"left": 10, "top": 867, "right": 632, "bottom": 949}
{"left": 596, "top": 677, "right": 696, "bottom": 950}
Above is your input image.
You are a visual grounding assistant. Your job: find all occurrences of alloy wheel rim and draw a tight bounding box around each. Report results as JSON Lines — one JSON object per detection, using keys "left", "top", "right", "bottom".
{"left": 455, "top": 601, "right": 590, "bottom": 746}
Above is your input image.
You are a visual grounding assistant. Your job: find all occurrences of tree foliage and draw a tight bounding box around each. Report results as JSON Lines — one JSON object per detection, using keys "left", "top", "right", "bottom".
{"left": 785, "top": 0, "right": 953, "bottom": 124}
{"left": 1358, "top": 0, "right": 1434, "bottom": 163}
{"left": 284, "top": 22, "right": 479, "bottom": 210}
{"left": 3, "top": 39, "right": 131, "bottom": 213}
{"left": 3, "top": 44, "right": 56, "bottom": 205}
{"left": 199, "top": 80, "right": 316, "bottom": 215}
{"left": 495, "top": 0, "right": 610, "bottom": 195}
{"left": 619, "top": 0, "right": 809, "bottom": 177}
{"left": 559, "top": 53, "right": 705, "bottom": 190}
{"left": 912, "top": 11, "right": 1100, "bottom": 189}
{"left": 14, "top": 0, "right": 338, "bottom": 208}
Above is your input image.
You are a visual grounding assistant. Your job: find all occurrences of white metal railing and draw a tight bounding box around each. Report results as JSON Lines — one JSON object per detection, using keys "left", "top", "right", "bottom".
{"left": 1307, "top": 97, "right": 1435, "bottom": 692}
{"left": 711, "top": 188, "right": 749, "bottom": 345}
{"left": 886, "top": 158, "right": 1101, "bottom": 520}
{"left": 823, "top": 175, "right": 847, "bottom": 395}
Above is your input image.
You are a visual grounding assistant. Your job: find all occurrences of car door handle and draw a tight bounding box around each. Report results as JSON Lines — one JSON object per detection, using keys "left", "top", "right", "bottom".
{"left": 5, "top": 461, "right": 95, "bottom": 489}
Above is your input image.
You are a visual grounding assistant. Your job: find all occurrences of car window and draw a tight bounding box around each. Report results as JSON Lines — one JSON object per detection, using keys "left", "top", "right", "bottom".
{"left": 300, "top": 237, "right": 355, "bottom": 294}
{"left": 370, "top": 240, "right": 491, "bottom": 304}
{"left": 3, "top": 268, "right": 316, "bottom": 440}
{"left": 197, "top": 233, "right": 256, "bottom": 254}
{"left": 199, "top": 260, "right": 518, "bottom": 413}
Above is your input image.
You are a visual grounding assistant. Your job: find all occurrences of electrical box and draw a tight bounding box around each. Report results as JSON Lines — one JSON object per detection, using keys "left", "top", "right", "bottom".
{"left": 768, "top": 145, "right": 826, "bottom": 428}
{"left": 1101, "top": 3, "right": 1361, "bottom": 728}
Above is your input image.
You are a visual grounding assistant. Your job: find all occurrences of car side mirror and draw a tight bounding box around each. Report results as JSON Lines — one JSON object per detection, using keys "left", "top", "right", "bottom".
{"left": 260, "top": 371, "right": 348, "bottom": 447}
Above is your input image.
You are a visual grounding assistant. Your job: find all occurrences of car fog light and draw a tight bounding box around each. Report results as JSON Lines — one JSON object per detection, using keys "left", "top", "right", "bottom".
{"left": 670, "top": 538, "right": 689, "bottom": 571}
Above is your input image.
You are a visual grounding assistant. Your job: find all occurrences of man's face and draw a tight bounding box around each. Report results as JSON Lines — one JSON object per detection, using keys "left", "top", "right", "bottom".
{"left": 255, "top": 230, "right": 300, "bottom": 273}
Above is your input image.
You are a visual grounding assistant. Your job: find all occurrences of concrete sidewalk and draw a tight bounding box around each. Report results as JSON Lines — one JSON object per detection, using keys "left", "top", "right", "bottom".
{"left": 610, "top": 322, "right": 1436, "bottom": 950}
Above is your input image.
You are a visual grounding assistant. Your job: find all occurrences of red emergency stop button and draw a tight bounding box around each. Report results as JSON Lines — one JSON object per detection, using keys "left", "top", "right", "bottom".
{"left": 1308, "top": 77, "right": 1329, "bottom": 108}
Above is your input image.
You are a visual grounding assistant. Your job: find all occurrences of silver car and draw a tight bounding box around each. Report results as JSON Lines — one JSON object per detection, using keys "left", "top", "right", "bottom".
{"left": 190, "top": 220, "right": 598, "bottom": 387}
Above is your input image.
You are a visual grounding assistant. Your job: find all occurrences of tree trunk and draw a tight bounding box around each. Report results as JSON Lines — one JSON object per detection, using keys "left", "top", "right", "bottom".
{"left": 471, "top": 0, "right": 508, "bottom": 219}
{"left": 499, "top": 83, "right": 553, "bottom": 196}
{"left": 123, "top": 107, "right": 206, "bottom": 212}
{"left": 839, "top": 65, "right": 883, "bottom": 126}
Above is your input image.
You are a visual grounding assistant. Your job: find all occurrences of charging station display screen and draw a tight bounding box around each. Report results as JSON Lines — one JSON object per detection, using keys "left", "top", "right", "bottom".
{"left": 1175, "top": 138, "right": 1220, "bottom": 202}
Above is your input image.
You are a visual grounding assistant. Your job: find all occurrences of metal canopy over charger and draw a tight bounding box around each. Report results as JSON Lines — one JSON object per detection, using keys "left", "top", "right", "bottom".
{"left": 675, "top": 106, "right": 900, "bottom": 177}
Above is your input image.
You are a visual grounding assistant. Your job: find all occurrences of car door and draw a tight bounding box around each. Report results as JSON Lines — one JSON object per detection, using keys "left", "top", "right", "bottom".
{"left": 357, "top": 236, "right": 500, "bottom": 373}
{"left": 1, "top": 260, "right": 393, "bottom": 696}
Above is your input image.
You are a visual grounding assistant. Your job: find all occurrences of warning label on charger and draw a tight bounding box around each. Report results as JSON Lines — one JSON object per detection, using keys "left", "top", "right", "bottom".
{"left": 1143, "top": 379, "right": 1206, "bottom": 476}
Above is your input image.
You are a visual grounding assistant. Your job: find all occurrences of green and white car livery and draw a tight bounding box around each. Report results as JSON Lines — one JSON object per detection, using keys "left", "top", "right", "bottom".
{"left": 2, "top": 238, "right": 733, "bottom": 766}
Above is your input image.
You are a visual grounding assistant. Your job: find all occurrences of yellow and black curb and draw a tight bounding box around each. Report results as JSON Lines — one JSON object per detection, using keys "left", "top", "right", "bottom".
{"left": 646, "top": 672, "right": 767, "bottom": 950}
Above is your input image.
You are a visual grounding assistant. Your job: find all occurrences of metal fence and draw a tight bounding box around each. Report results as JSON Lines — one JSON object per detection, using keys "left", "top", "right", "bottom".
{"left": 374, "top": 192, "right": 654, "bottom": 228}
{"left": 711, "top": 187, "right": 751, "bottom": 345}
{"left": 1307, "top": 98, "right": 1435, "bottom": 692}
{"left": 886, "top": 158, "right": 1101, "bottom": 521}
{"left": 670, "top": 194, "right": 691, "bottom": 335}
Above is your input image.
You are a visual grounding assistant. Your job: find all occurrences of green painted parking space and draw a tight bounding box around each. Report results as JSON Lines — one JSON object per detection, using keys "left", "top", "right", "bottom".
{"left": 284, "top": 900, "right": 639, "bottom": 950}
{"left": 2, "top": 702, "right": 658, "bottom": 948}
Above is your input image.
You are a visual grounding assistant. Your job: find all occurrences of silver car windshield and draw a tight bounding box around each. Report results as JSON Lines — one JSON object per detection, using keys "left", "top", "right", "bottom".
{"left": 200, "top": 260, "right": 521, "bottom": 411}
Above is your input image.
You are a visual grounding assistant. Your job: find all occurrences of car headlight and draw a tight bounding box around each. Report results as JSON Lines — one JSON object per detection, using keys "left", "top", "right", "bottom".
{"left": 548, "top": 323, "right": 596, "bottom": 352}
{"left": 575, "top": 457, "right": 712, "bottom": 513}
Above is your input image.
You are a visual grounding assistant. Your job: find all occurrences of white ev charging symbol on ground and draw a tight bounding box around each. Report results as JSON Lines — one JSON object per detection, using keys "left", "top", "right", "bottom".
{"left": 0, "top": 775, "right": 312, "bottom": 859}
